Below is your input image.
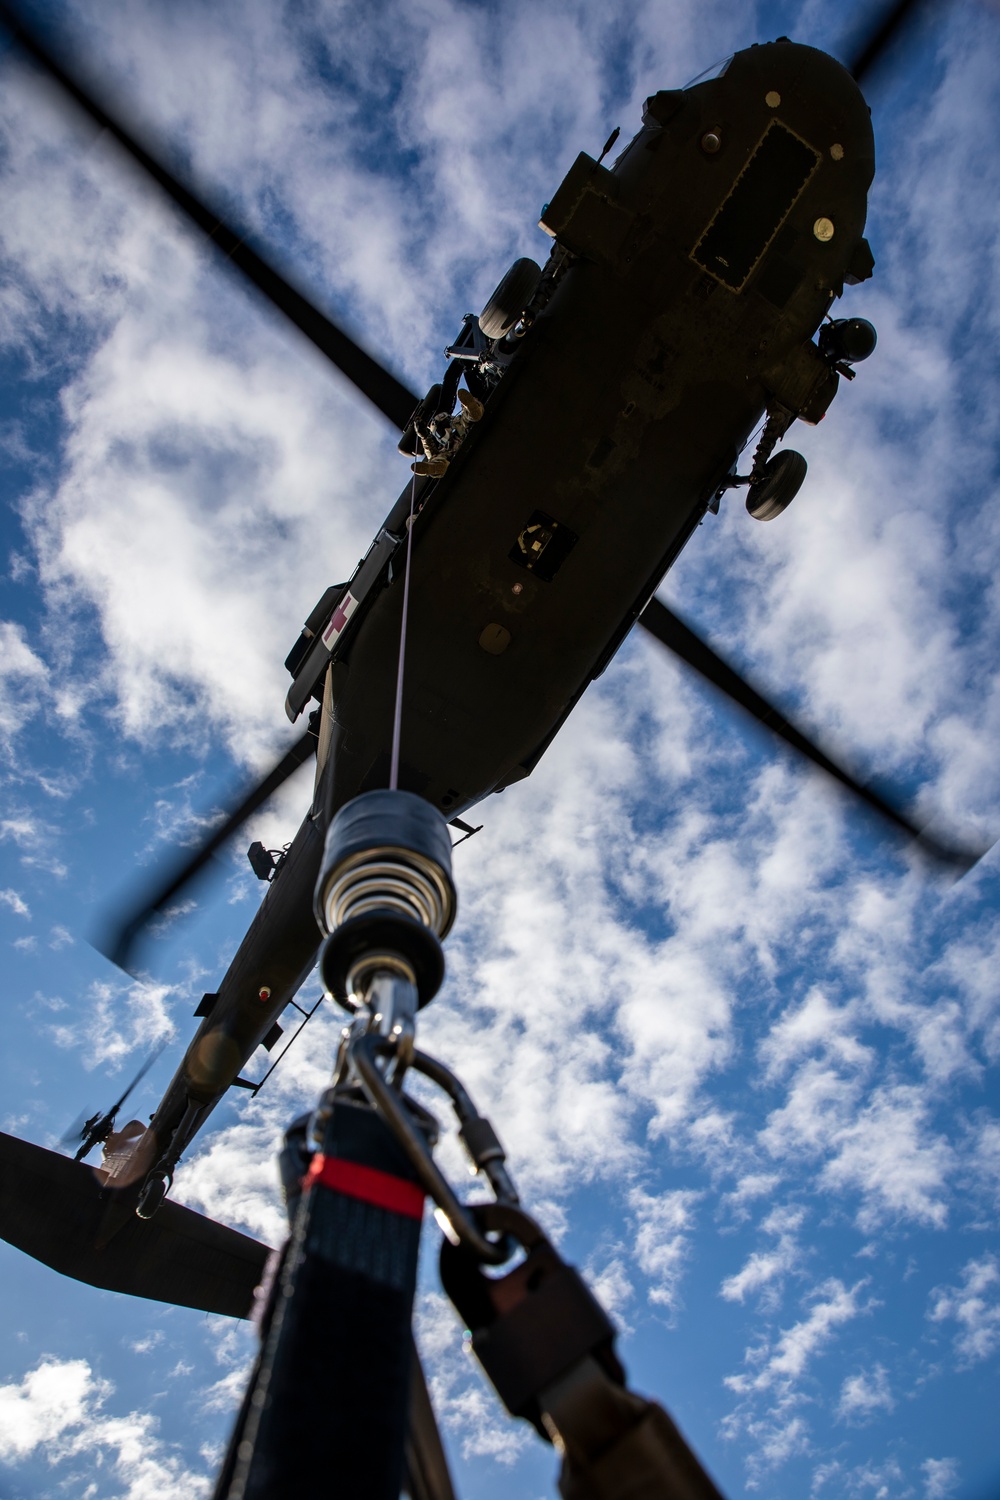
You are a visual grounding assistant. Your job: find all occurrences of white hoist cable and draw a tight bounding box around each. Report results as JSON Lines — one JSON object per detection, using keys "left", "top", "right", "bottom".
{"left": 389, "top": 469, "right": 418, "bottom": 790}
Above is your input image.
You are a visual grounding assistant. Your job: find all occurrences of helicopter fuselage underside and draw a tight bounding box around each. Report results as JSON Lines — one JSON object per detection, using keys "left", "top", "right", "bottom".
{"left": 142, "top": 37, "right": 875, "bottom": 1179}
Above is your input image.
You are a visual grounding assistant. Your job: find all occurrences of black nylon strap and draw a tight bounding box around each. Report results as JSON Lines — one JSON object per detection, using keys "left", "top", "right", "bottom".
{"left": 217, "top": 1098, "right": 423, "bottom": 1500}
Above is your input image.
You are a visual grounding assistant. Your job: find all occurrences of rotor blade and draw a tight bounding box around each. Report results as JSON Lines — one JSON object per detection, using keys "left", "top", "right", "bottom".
{"left": 98, "top": 728, "right": 317, "bottom": 973}
{"left": 106, "top": 1041, "right": 168, "bottom": 1119}
{"left": 0, "top": 2, "right": 419, "bottom": 430}
{"left": 844, "top": 0, "right": 925, "bottom": 82}
{"left": 637, "top": 596, "right": 988, "bottom": 872}
{"left": 60, "top": 1042, "right": 167, "bottom": 1148}
{"left": 59, "top": 1111, "right": 91, "bottom": 1149}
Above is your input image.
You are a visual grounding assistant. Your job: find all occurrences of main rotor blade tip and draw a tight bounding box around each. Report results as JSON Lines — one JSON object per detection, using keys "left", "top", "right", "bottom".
{"left": 916, "top": 828, "right": 995, "bottom": 879}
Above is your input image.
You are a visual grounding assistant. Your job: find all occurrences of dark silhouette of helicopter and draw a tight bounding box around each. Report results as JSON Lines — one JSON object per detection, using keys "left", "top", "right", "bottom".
{"left": 0, "top": 0, "right": 986, "bottom": 1316}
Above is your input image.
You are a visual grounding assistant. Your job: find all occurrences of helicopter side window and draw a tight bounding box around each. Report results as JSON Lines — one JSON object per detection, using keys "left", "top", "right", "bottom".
{"left": 682, "top": 54, "right": 734, "bottom": 88}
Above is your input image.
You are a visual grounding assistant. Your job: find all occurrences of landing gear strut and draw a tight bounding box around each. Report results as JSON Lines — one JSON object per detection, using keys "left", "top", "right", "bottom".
{"left": 714, "top": 402, "right": 807, "bottom": 522}
{"left": 134, "top": 1096, "right": 208, "bottom": 1220}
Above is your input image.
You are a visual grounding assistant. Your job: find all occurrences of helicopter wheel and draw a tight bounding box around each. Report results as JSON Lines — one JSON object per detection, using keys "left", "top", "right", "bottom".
{"left": 746, "top": 449, "right": 808, "bottom": 522}
{"left": 136, "top": 1171, "right": 170, "bottom": 1220}
{"left": 478, "top": 258, "right": 542, "bottom": 339}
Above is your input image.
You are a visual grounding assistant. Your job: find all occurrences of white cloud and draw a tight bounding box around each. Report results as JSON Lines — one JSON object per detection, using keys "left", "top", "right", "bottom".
{"left": 836, "top": 1364, "right": 895, "bottom": 1423}
{"left": 721, "top": 1245, "right": 795, "bottom": 1306}
{"left": 0, "top": 811, "right": 62, "bottom": 870}
{"left": 720, "top": 1205, "right": 805, "bottom": 1307}
{"left": 0, "top": 1357, "right": 102, "bottom": 1460}
{"left": 128, "top": 1332, "right": 164, "bottom": 1355}
{"left": 195, "top": 1319, "right": 257, "bottom": 1417}
{"left": 0, "top": 1356, "right": 207, "bottom": 1498}
{"left": 0, "top": 619, "right": 48, "bottom": 746}
{"left": 174, "top": 1117, "right": 286, "bottom": 1247}
{"left": 628, "top": 1187, "right": 700, "bottom": 1313}
{"left": 584, "top": 1254, "right": 635, "bottom": 1328}
{"left": 972, "top": 1115, "right": 1000, "bottom": 1205}
{"left": 0, "top": 887, "right": 30, "bottom": 918}
{"left": 720, "top": 1172, "right": 782, "bottom": 1221}
{"left": 760, "top": 1058, "right": 864, "bottom": 1160}
{"left": 938, "top": 930, "right": 1000, "bottom": 1065}
{"left": 615, "top": 944, "right": 734, "bottom": 1141}
{"left": 726, "top": 1277, "right": 874, "bottom": 1399}
{"left": 811, "top": 1455, "right": 908, "bottom": 1498}
{"left": 928, "top": 1254, "right": 1000, "bottom": 1365}
{"left": 751, "top": 1413, "right": 810, "bottom": 1471}
{"left": 760, "top": 1021, "right": 954, "bottom": 1227}
{"left": 49, "top": 976, "right": 176, "bottom": 1069}
{"left": 722, "top": 1278, "right": 883, "bottom": 1485}
{"left": 922, "top": 1456, "right": 960, "bottom": 1500}
{"left": 819, "top": 1084, "right": 954, "bottom": 1231}
{"left": 760, "top": 989, "right": 872, "bottom": 1081}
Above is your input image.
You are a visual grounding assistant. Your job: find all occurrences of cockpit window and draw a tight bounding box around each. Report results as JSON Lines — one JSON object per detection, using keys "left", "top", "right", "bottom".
{"left": 683, "top": 54, "right": 733, "bottom": 88}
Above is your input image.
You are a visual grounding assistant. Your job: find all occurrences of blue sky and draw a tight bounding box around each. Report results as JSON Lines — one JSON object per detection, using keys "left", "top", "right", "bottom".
{"left": 1, "top": 1, "right": 999, "bottom": 1496}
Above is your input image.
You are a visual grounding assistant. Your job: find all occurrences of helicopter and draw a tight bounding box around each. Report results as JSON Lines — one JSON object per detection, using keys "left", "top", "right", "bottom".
{"left": 0, "top": 0, "right": 969, "bottom": 1227}
{"left": 0, "top": 1, "right": 997, "bottom": 1495}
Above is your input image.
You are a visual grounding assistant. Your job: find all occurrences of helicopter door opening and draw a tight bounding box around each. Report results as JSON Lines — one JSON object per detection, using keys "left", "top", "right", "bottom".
{"left": 508, "top": 510, "right": 579, "bottom": 583}
{"left": 692, "top": 121, "right": 820, "bottom": 292}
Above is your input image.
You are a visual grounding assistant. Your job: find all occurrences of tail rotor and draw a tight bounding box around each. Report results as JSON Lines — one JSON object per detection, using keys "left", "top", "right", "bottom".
{"left": 61, "top": 1044, "right": 166, "bottom": 1163}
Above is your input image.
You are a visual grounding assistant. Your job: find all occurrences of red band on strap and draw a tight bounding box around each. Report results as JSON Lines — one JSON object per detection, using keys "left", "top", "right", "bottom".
{"left": 305, "top": 1154, "right": 425, "bottom": 1220}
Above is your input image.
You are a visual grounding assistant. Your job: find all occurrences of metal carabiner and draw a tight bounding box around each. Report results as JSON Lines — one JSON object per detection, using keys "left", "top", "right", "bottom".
{"left": 410, "top": 1050, "right": 519, "bottom": 1209}
{"left": 349, "top": 1031, "right": 514, "bottom": 1265}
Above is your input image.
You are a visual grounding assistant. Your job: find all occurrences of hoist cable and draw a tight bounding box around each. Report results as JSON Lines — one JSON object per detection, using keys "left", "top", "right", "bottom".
{"left": 389, "top": 472, "right": 418, "bottom": 790}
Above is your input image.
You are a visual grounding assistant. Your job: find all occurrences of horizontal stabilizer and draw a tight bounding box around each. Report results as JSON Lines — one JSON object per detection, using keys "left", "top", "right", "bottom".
{"left": 0, "top": 1130, "right": 271, "bottom": 1318}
